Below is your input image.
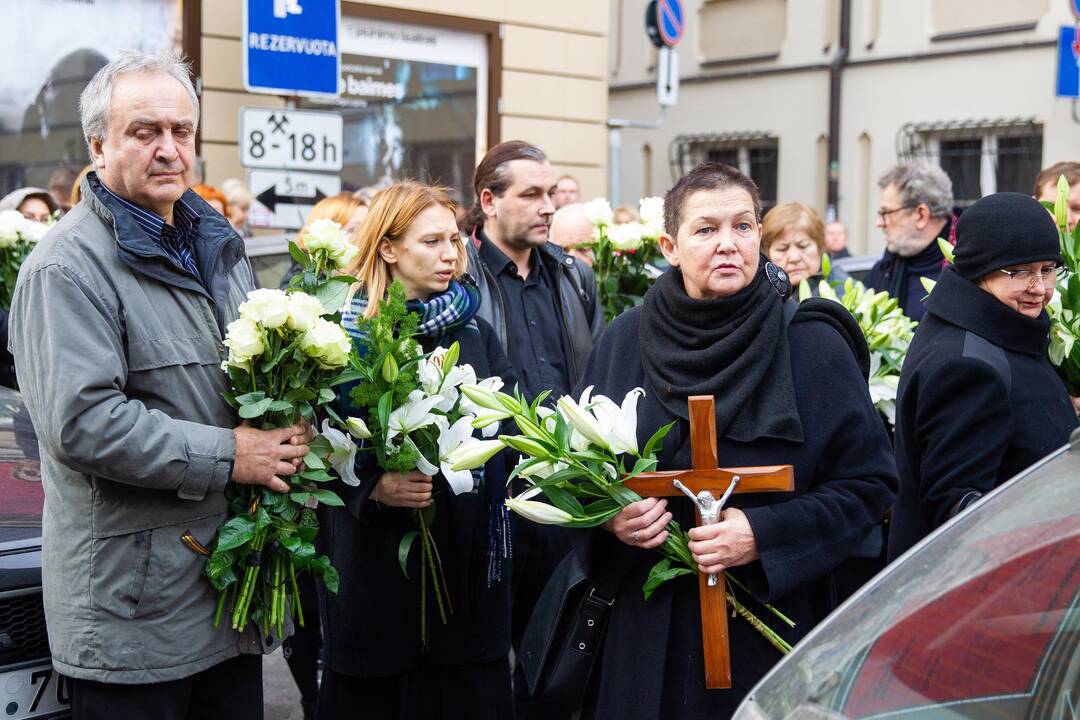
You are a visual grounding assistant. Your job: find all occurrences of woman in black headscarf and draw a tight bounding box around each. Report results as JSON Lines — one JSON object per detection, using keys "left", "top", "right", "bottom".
{"left": 888, "top": 193, "right": 1077, "bottom": 559}
{"left": 573, "top": 163, "right": 898, "bottom": 718}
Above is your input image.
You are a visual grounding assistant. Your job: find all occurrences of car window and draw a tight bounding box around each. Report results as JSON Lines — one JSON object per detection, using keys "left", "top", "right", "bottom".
{"left": 738, "top": 445, "right": 1080, "bottom": 720}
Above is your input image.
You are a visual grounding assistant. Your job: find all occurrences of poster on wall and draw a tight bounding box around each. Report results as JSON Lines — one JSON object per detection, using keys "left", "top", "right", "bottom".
{"left": 0, "top": 0, "right": 183, "bottom": 196}
{"left": 305, "top": 15, "right": 488, "bottom": 203}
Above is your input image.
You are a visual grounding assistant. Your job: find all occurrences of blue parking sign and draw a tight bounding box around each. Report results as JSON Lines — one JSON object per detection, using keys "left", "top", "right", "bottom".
{"left": 244, "top": 0, "right": 340, "bottom": 97}
{"left": 1058, "top": 26, "right": 1080, "bottom": 98}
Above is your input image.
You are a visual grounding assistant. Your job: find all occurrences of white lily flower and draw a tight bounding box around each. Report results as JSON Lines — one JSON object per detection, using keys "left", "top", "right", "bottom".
{"left": 518, "top": 457, "right": 568, "bottom": 480}
{"left": 320, "top": 419, "right": 360, "bottom": 486}
{"left": 589, "top": 388, "right": 643, "bottom": 456}
{"left": 385, "top": 390, "right": 443, "bottom": 450}
{"left": 434, "top": 416, "right": 481, "bottom": 494}
{"left": 557, "top": 386, "right": 609, "bottom": 450}
{"left": 447, "top": 438, "right": 505, "bottom": 472}
{"left": 405, "top": 434, "right": 439, "bottom": 476}
{"left": 505, "top": 486, "right": 574, "bottom": 525}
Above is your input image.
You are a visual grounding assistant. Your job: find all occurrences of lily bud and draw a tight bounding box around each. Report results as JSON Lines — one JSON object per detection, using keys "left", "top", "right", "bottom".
{"left": 447, "top": 439, "right": 505, "bottom": 471}
{"left": 514, "top": 415, "right": 546, "bottom": 440}
{"left": 441, "top": 341, "right": 460, "bottom": 376}
{"left": 346, "top": 416, "right": 372, "bottom": 439}
{"left": 499, "top": 435, "right": 552, "bottom": 459}
{"left": 460, "top": 384, "right": 508, "bottom": 412}
{"left": 505, "top": 495, "right": 574, "bottom": 525}
{"left": 471, "top": 410, "right": 512, "bottom": 429}
{"left": 1057, "top": 174, "right": 1071, "bottom": 230}
{"left": 381, "top": 354, "right": 399, "bottom": 383}
{"left": 936, "top": 237, "right": 955, "bottom": 264}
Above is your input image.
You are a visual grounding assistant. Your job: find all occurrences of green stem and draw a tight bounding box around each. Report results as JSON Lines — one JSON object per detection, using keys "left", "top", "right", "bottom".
{"left": 289, "top": 557, "right": 305, "bottom": 628}
{"left": 727, "top": 591, "right": 792, "bottom": 654}
{"left": 213, "top": 587, "right": 227, "bottom": 628}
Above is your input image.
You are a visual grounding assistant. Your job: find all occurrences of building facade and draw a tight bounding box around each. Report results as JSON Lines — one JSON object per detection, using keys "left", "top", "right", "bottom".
{"left": 609, "top": 0, "right": 1080, "bottom": 254}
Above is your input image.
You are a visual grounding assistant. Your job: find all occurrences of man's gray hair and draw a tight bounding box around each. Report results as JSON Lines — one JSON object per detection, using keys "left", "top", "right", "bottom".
{"left": 78, "top": 49, "right": 199, "bottom": 157}
{"left": 878, "top": 163, "right": 954, "bottom": 219}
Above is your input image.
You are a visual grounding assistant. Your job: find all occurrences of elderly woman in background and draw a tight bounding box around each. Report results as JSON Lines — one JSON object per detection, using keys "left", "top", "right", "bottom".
{"left": 220, "top": 177, "right": 255, "bottom": 237}
{"left": 0, "top": 187, "right": 59, "bottom": 223}
{"left": 762, "top": 201, "right": 849, "bottom": 294}
{"left": 888, "top": 193, "right": 1077, "bottom": 559}
{"left": 574, "top": 163, "right": 897, "bottom": 718}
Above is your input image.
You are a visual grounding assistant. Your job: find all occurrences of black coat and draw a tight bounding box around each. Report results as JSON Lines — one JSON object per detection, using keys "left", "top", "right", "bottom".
{"left": 887, "top": 267, "right": 1076, "bottom": 559}
{"left": 318, "top": 318, "right": 518, "bottom": 677}
{"left": 575, "top": 306, "right": 898, "bottom": 719}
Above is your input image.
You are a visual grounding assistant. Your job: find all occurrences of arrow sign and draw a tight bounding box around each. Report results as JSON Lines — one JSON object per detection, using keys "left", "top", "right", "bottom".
{"left": 257, "top": 185, "right": 328, "bottom": 213}
{"left": 247, "top": 169, "right": 342, "bottom": 230}
{"left": 656, "top": 46, "right": 680, "bottom": 106}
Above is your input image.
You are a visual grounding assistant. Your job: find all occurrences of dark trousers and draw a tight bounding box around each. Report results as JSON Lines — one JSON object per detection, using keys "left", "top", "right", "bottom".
{"left": 67, "top": 653, "right": 263, "bottom": 720}
{"left": 284, "top": 573, "right": 321, "bottom": 708}
{"left": 317, "top": 657, "right": 513, "bottom": 720}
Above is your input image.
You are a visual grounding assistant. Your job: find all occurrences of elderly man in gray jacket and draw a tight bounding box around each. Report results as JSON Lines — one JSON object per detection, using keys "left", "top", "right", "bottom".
{"left": 9, "top": 51, "right": 308, "bottom": 719}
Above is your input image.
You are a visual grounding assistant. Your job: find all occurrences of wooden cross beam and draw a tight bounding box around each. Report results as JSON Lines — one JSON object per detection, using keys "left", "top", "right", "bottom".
{"left": 624, "top": 395, "right": 795, "bottom": 690}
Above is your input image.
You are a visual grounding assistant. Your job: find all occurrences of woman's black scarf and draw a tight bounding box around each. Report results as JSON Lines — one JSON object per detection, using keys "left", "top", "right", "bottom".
{"left": 640, "top": 262, "right": 804, "bottom": 443}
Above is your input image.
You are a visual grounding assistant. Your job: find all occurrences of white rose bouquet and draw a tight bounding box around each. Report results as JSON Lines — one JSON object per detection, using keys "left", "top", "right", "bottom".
{"left": 0, "top": 209, "right": 50, "bottom": 310}
{"left": 450, "top": 383, "right": 795, "bottom": 653}
{"left": 285, "top": 218, "right": 360, "bottom": 315}
{"left": 203, "top": 287, "right": 358, "bottom": 638}
{"left": 583, "top": 196, "right": 665, "bottom": 321}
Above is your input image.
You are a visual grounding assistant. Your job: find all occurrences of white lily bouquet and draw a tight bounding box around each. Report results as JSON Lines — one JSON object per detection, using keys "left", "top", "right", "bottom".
{"left": 582, "top": 196, "right": 666, "bottom": 321}
{"left": 199, "top": 287, "right": 356, "bottom": 638}
{"left": 0, "top": 209, "right": 50, "bottom": 311}
{"left": 343, "top": 281, "right": 508, "bottom": 647}
{"left": 451, "top": 384, "right": 795, "bottom": 653}
{"left": 801, "top": 254, "right": 917, "bottom": 426}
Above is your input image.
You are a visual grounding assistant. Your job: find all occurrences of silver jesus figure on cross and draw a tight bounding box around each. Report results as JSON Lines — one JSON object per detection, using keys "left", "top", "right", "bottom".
{"left": 673, "top": 475, "right": 741, "bottom": 586}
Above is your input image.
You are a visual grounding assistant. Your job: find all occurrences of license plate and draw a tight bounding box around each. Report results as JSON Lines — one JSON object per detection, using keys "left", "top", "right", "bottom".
{"left": 1, "top": 663, "right": 70, "bottom": 719}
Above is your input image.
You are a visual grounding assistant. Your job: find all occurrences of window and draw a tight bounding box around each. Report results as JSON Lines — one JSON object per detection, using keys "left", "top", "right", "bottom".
{"left": 670, "top": 133, "right": 780, "bottom": 212}
{"left": 897, "top": 120, "right": 1043, "bottom": 207}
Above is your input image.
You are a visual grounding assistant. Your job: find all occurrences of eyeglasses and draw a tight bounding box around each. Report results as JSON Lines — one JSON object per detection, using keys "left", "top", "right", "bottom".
{"left": 876, "top": 205, "right": 916, "bottom": 222}
{"left": 997, "top": 266, "right": 1066, "bottom": 288}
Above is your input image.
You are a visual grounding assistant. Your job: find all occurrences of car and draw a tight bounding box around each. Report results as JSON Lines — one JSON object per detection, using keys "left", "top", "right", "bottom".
{"left": 733, "top": 427, "right": 1080, "bottom": 720}
{"left": 0, "top": 386, "right": 69, "bottom": 719}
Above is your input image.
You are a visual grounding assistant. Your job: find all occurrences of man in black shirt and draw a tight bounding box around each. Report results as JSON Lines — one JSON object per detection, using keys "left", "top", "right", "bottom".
{"left": 465, "top": 141, "right": 602, "bottom": 401}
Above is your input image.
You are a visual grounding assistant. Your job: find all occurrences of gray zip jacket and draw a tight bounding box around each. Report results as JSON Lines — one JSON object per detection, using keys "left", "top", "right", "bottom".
{"left": 9, "top": 174, "right": 268, "bottom": 683}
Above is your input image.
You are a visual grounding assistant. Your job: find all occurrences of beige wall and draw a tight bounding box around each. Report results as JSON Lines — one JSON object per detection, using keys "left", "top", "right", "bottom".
{"left": 198, "top": 0, "right": 609, "bottom": 198}
{"left": 609, "top": 0, "right": 1080, "bottom": 254}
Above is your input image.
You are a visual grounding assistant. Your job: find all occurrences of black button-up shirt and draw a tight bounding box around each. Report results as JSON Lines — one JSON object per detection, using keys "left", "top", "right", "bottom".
{"left": 479, "top": 237, "right": 572, "bottom": 401}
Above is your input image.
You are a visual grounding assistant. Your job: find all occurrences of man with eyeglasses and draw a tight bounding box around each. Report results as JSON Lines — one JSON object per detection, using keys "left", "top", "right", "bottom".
{"left": 864, "top": 163, "right": 958, "bottom": 321}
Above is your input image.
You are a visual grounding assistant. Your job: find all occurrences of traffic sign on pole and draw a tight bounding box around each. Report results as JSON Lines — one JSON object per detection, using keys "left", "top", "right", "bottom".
{"left": 1057, "top": 25, "right": 1080, "bottom": 98}
{"left": 244, "top": 0, "right": 341, "bottom": 98}
{"left": 247, "top": 169, "right": 342, "bottom": 230}
{"left": 239, "top": 107, "right": 343, "bottom": 172}
{"left": 646, "top": 0, "right": 685, "bottom": 49}
{"left": 1071, "top": 0, "right": 1080, "bottom": 20}
{"left": 657, "top": 47, "right": 680, "bottom": 106}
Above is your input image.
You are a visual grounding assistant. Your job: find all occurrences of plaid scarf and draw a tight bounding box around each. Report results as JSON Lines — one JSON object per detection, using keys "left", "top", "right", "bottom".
{"left": 342, "top": 278, "right": 482, "bottom": 341}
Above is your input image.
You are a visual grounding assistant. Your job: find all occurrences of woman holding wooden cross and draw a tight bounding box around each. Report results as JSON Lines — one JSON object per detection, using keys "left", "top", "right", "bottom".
{"left": 572, "top": 162, "right": 898, "bottom": 718}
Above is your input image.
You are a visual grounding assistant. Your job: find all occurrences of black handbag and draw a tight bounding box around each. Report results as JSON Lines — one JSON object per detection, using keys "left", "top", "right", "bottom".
{"left": 517, "top": 550, "right": 617, "bottom": 709}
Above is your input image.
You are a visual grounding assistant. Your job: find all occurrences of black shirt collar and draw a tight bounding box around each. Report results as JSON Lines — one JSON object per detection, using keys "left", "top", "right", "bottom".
{"left": 478, "top": 228, "right": 539, "bottom": 279}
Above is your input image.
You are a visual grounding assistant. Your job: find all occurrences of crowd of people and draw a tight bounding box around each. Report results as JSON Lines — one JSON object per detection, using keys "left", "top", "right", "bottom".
{"left": 6, "top": 49, "right": 1080, "bottom": 720}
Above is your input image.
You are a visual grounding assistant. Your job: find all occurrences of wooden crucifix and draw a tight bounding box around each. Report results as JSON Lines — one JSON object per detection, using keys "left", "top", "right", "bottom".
{"left": 624, "top": 395, "right": 795, "bottom": 690}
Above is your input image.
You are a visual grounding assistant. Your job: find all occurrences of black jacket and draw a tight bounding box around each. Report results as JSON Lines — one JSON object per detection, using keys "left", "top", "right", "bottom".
{"left": 887, "top": 267, "right": 1076, "bottom": 560}
{"left": 318, "top": 318, "right": 518, "bottom": 677}
{"left": 467, "top": 231, "right": 604, "bottom": 388}
{"left": 864, "top": 212, "right": 956, "bottom": 322}
{"left": 574, "top": 306, "right": 898, "bottom": 719}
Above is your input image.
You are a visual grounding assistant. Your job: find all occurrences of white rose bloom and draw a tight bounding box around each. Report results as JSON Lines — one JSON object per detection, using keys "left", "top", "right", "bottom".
{"left": 223, "top": 317, "right": 266, "bottom": 364}
{"left": 238, "top": 288, "right": 290, "bottom": 328}
{"left": 639, "top": 196, "right": 665, "bottom": 238}
{"left": 335, "top": 240, "right": 359, "bottom": 268}
{"left": 303, "top": 218, "right": 347, "bottom": 254}
{"left": 20, "top": 220, "right": 49, "bottom": 244}
{"left": 286, "top": 292, "right": 326, "bottom": 331}
{"left": 0, "top": 210, "right": 28, "bottom": 248}
{"left": 608, "top": 222, "right": 644, "bottom": 251}
{"left": 583, "top": 198, "right": 614, "bottom": 227}
{"left": 300, "top": 318, "right": 351, "bottom": 368}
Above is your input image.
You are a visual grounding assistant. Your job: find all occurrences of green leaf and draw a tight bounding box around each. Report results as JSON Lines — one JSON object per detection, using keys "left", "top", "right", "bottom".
{"left": 290, "top": 491, "right": 312, "bottom": 506}
{"left": 308, "top": 435, "right": 333, "bottom": 455}
{"left": 303, "top": 451, "right": 326, "bottom": 470}
{"left": 626, "top": 456, "right": 658, "bottom": 479}
{"left": 329, "top": 369, "right": 365, "bottom": 386}
{"left": 215, "top": 515, "right": 256, "bottom": 552}
{"left": 267, "top": 399, "right": 293, "bottom": 413}
{"left": 398, "top": 531, "right": 419, "bottom": 579}
{"left": 288, "top": 240, "right": 310, "bottom": 267}
{"left": 285, "top": 387, "right": 317, "bottom": 403}
{"left": 310, "top": 489, "right": 345, "bottom": 506}
{"left": 542, "top": 485, "right": 585, "bottom": 517}
{"left": 642, "top": 557, "right": 696, "bottom": 601}
{"left": 235, "top": 391, "right": 267, "bottom": 405}
{"left": 318, "top": 387, "right": 336, "bottom": 404}
{"left": 315, "top": 278, "right": 353, "bottom": 316}
{"left": 319, "top": 556, "right": 340, "bottom": 593}
{"left": 642, "top": 422, "right": 675, "bottom": 459}
{"left": 238, "top": 397, "right": 274, "bottom": 419}
{"left": 255, "top": 507, "right": 272, "bottom": 531}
